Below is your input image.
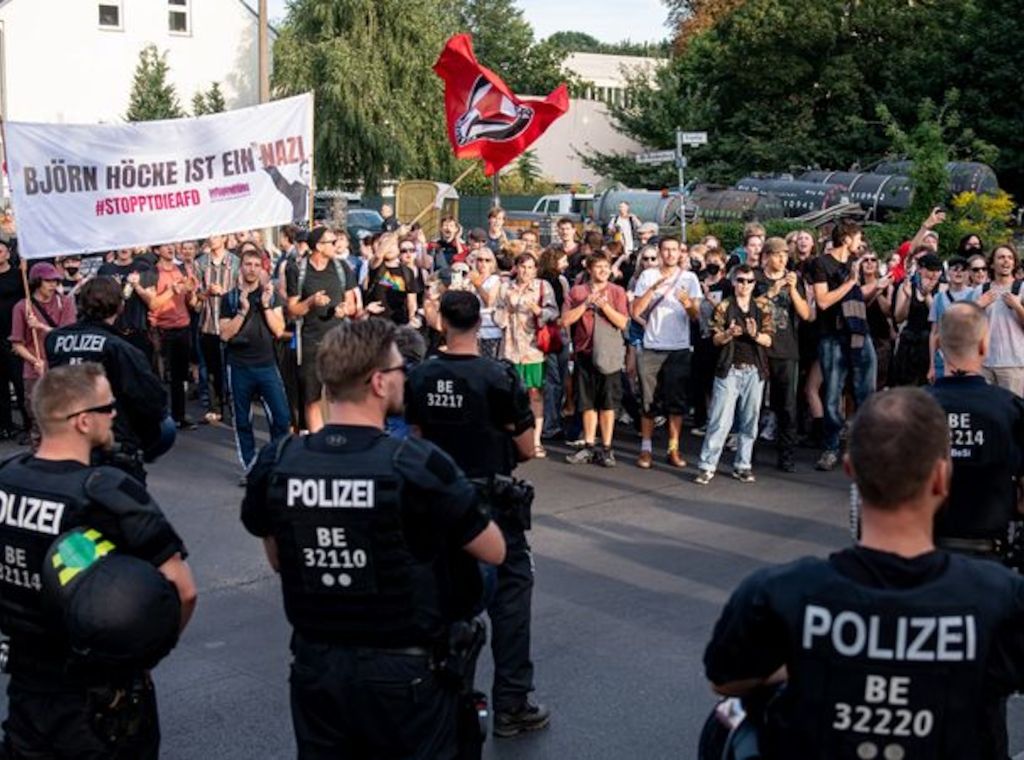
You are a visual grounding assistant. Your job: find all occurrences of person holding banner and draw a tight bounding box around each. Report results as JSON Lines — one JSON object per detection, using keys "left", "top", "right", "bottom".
{"left": 10, "top": 262, "right": 77, "bottom": 442}
{"left": 142, "top": 244, "right": 199, "bottom": 430}
{"left": 285, "top": 226, "right": 359, "bottom": 433}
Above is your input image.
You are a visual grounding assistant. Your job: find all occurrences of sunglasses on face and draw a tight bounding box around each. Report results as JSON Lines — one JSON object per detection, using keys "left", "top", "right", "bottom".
{"left": 64, "top": 400, "right": 117, "bottom": 420}
{"left": 735, "top": 278, "right": 756, "bottom": 285}
{"left": 861, "top": 257, "right": 877, "bottom": 263}
{"left": 642, "top": 257, "right": 658, "bottom": 262}
{"left": 399, "top": 247, "right": 415, "bottom": 253}
{"left": 364, "top": 363, "right": 408, "bottom": 384}
{"left": 972, "top": 267, "right": 987, "bottom": 272}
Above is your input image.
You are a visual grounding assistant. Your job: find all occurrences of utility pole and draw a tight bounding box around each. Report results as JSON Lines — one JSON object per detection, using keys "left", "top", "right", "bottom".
{"left": 258, "top": 0, "right": 270, "bottom": 103}
{"left": 675, "top": 127, "right": 686, "bottom": 244}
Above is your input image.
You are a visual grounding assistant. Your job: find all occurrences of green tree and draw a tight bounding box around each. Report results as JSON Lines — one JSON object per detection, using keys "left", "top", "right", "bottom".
{"left": 191, "top": 82, "right": 227, "bottom": 116}
{"left": 514, "top": 149, "right": 542, "bottom": 190}
{"left": 125, "top": 44, "right": 184, "bottom": 121}
{"left": 272, "top": 0, "right": 457, "bottom": 192}
{"left": 585, "top": 0, "right": 986, "bottom": 190}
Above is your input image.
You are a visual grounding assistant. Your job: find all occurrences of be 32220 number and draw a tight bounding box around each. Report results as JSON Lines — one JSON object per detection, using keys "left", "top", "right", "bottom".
{"left": 832, "top": 703, "right": 934, "bottom": 738}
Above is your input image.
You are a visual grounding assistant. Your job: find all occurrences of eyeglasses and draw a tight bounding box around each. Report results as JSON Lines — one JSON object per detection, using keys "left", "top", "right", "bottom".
{"left": 861, "top": 257, "right": 877, "bottom": 263}
{"left": 971, "top": 267, "right": 987, "bottom": 272}
{"left": 950, "top": 265, "right": 966, "bottom": 272}
{"left": 365, "top": 363, "right": 407, "bottom": 384}
{"left": 64, "top": 400, "right": 117, "bottom": 420}
{"left": 399, "top": 247, "right": 416, "bottom": 253}
{"left": 735, "top": 277, "right": 756, "bottom": 285}
{"left": 320, "top": 237, "right": 338, "bottom": 246}
{"left": 476, "top": 257, "right": 495, "bottom": 263}
{"left": 642, "top": 257, "right": 658, "bottom": 262}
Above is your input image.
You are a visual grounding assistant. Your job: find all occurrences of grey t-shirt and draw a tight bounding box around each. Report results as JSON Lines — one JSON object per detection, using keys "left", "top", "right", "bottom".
{"left": 983, "top": 283, "right": 1024, "bottom": 368}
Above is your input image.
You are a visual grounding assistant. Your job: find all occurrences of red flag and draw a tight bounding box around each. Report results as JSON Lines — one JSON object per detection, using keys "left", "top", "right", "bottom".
{"left": 434, "top": 33, "right": 569, "bottom": 176}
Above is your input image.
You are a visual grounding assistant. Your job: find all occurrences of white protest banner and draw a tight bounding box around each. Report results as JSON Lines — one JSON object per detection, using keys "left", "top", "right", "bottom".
{"left": 5, "top": 93, "right": 314, "bottom": 259}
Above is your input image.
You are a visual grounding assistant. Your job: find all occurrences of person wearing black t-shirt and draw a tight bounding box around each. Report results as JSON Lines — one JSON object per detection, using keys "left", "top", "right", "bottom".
{"left": 220, "top": 249, "right": 290, "bottom": 485}
{"left": 807, "top": 220, "right": 878, "bottom": 472}
{"left": 926, "top": 302, "right": 1024, "bottom": 560}
{"left": 0, "top": 240, "right": 27, "bottom": 437}
{"left": 97, "top": 249, "right": 158, "bottom": 361}
{"left": 364, "top": 234, "right": 419, "bottom": 325}
{"left": 285, "top": 226, "right": 359, "bottom": 432}
{"left": 705, "top": 388, "right": 1024, "bottom": 760}
{"left": 756, "top": 238, "right": 812, "bottom": 472}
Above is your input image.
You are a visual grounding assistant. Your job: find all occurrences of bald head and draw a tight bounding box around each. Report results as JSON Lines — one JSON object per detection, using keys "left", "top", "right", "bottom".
{"left": 939, "top": 301, "right": 988, "bottom": 366}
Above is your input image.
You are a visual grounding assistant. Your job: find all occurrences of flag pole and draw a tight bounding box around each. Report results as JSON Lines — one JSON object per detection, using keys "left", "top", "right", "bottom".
{"left": 0, "top": 118, "right": 41, "bottom": 372}
{"left": 404, "top": 162, "right": 478, "bottom": 231}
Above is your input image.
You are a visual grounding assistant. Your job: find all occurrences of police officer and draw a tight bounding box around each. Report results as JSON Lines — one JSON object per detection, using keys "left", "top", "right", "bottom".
{"left": 704, "top": 387, "right": 1024, "bottom": 759}
{"left": 0, "top": 362, "right": 197, "bottom": 759}
{"left": 405, "top": 291, "right": 551, "bottom": 738}
{"left": 45, "top": 277, "right": 174, "bottom": 482}
{"left": 241, "top": 318, "right": 506, "bottom": 759}
{"left": 926, "top": 301, "right": 1024, "bottom": 562}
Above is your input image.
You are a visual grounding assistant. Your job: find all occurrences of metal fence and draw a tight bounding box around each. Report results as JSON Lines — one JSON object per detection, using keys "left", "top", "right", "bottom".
{"left": 361, "top": 195, "right": 542, "bottom": 233}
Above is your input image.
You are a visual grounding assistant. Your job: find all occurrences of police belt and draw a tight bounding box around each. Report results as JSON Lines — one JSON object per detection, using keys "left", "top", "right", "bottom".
{"left": 295, "top": 630, "right": 433, "bottom": 657}
{"left": 936, "top": 536, "right": 1004, "bottom": 555}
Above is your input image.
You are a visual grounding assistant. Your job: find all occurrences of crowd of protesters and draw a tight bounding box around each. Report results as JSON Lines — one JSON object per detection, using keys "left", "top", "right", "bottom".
{"left": 0, "top": 200, "right": 1021, "bottom": 486}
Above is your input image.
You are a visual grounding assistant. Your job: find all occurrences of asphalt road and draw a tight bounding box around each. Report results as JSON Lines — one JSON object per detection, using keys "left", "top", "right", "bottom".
{"left": 2, "top": 414, "right": 1024, "bottom": 758}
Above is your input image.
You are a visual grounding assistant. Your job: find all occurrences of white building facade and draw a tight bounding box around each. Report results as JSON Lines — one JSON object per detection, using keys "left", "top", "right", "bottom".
{"left": 0, "top": 0, "right": 273, "bottom": 124}
{"left": 527, "top": 52, "right": 665, "bottom": 188}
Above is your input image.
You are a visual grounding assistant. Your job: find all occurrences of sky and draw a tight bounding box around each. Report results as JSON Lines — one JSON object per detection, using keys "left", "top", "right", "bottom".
{"left": 264, "top": 0, "right": 670, "bottom": 44}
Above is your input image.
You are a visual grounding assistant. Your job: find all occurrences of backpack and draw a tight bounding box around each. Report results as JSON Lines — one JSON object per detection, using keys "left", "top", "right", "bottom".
{"left": 295, "top": 255, "right": 349, "bottom": 366}
{"left": 981, "top": 280, "right": 1023, "bottom": 297}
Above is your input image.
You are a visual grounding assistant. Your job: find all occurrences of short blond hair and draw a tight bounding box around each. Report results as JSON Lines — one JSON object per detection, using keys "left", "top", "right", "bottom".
{"left": 316, "top": 319, "right": 397, "bottom": 403}
{"left": 33, "top": 363, "right": 106, "bottom": 435}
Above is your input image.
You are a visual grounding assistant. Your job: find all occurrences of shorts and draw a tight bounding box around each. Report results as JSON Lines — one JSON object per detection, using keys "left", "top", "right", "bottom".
{"left": 515, "top": 362, "right": 544, "bottom": 390}
{"left": 638, "top": 348, "right": 691, "bottom": 415}
{"left": 299, "top": 343, "right": 323, "bottom": 407}
{"left": 575, "top": 353, "right": 623, "bottom": 412}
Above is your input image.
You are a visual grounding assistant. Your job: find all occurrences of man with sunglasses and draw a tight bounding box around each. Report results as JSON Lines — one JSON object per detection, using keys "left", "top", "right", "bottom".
{"left": 243, "top": 318, "right": 505, "bottom": 759}
{"left": 0, "top": 362, "right": 196, "bottom": 760}
{"left": 927, "top": 255, "right": 978, "bottom": 382}
{"left": 286, "top": 226, "right": 360, "bottom": 432}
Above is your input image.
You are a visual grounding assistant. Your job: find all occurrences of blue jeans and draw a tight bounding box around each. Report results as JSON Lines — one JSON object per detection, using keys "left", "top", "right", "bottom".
{"left": 819, "top": 335, "right": 877, "bottom": 452}
{"left": 227, "top": 362, "right": 291, "bottom": 471}
{"left": 698, "top": 366, "right": 765, "bottom": 472}
{"left": 542, "top": 346, "right": 568, "bottom": 437}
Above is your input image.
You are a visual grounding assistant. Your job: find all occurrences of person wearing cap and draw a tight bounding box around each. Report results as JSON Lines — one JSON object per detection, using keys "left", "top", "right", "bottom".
{"left": 756, "top": 237, "right": 811, "bottom": 472}
{"left": 10, "top": 262, "right": 77, "bottom": 441}
{"left": 891, "top": 252, "right": 943, "bottom": 386}
{"left": 928, "top": 254, "right": 979, "bottom": 382}
{"left": 0, "top": 362, "right": 196, "bottom": 759}
{"left": 466, "top": 227, "right": 490, "bottom": 263}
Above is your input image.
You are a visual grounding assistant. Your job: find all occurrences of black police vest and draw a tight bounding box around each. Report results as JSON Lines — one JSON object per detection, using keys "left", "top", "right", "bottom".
{"left": 927, "top": 378, "right": 1023, "bottom": 539}
{"left": 266, "top": 435, "right": 447, "bottom": 647}
{"left": 0, "top": 456, "right": 93, "bottom": 643}
{"left": 408, "top": 355, "right": 516, "bottom": 478}
{"left": 763, "top": 555, "right": 1019, "bottom": 759}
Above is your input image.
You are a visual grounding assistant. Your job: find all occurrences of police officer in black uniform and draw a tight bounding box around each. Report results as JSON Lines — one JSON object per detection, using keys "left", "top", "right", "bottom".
{"left": 704, "top": 387, "right": 1024, "bottom": 760}
{"left": 0, "top": 362, "right": 197, "bottom": 759}
{"left": 45, "top": 277, "right": 175, "bottom": 483}
{"left": 926, "top": 300, "right": 1024, "bottom": 563}
{"left": 241, "top": 318, "right": 506, "bottom": 759}
{"left": 405, "top": 291, "right": 551, "bottom": 738}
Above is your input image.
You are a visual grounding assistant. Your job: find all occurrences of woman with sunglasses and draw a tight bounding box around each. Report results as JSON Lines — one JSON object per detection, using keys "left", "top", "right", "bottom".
{"left": 927, "top": 255, "right": 978, "bottom": 382}
{"left": 364, "top": 234, "right": 420, "bottom": 326}
{"left": 468, "top": 248, "right": 503, "bottom": 358}
{"left": 891, "top": 252, "right": 943, "bottom": 387}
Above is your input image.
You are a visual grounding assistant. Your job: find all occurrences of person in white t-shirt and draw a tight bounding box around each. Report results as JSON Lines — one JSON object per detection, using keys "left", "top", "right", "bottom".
{"left": 630, "top": 237, "right": 702, "bottom": 469}
{"left": 469, "top": 248, "right": 503, "bottom": 357}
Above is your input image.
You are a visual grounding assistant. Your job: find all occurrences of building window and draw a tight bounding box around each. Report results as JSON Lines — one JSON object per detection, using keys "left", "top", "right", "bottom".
{"left": 98, "top": 1, "right": 122, "bottom": 30}
{"left": 169, "top": 0, "right": 190, "bottom": 35}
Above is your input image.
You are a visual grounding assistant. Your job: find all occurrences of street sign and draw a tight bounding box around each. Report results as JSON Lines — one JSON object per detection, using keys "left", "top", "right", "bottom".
{"left": 635, "top": 150, "right": 676, "bottom": 165}
{"left": 680, "top": 131, "right": 708, "bottom": 146}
